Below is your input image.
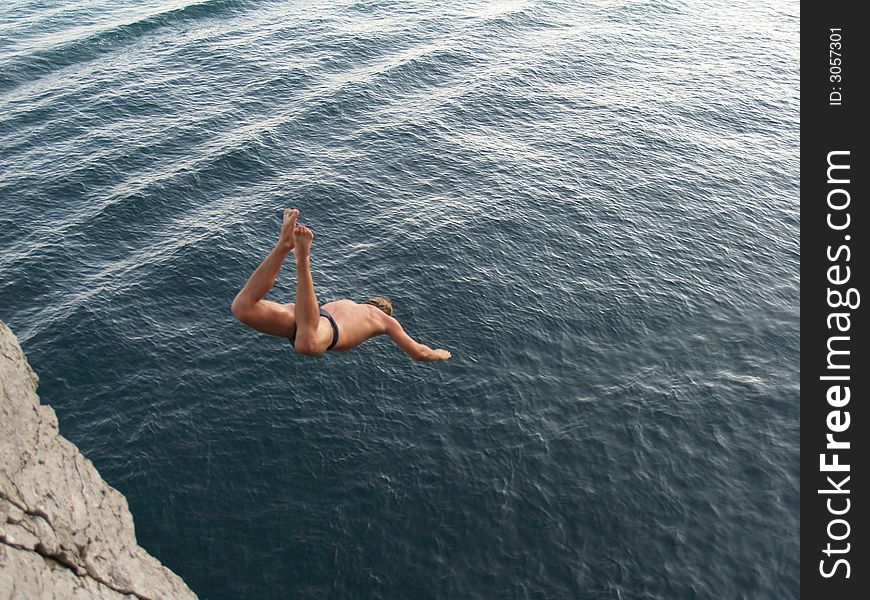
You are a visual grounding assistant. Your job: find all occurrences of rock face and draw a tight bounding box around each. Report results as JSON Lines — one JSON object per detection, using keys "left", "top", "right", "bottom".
{"left": 0, "top": 321, "right": 197, "bottom": 600}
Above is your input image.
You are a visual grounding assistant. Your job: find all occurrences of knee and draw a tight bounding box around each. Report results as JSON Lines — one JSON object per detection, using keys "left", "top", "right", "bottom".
{"left": 294, "top": 337, "right": 321, "bottom": 356}
{"left": 231, "top": 296, "right": 253, "bottom": 323}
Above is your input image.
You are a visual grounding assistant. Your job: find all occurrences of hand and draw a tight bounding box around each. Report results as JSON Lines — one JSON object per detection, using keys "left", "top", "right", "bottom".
{"left": 430, "top": 349, "right": 451, "bottom": 361}
{"left": 278, "top": 208, "right": 299, "bottom": 249}
{"left": 419, "top": 348, "right": 451, "bottom": 361}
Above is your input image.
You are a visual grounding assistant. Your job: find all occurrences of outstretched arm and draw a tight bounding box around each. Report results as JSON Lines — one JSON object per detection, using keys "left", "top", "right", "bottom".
{"left": 384, "top": 317, "right": 451, "bottom": 361}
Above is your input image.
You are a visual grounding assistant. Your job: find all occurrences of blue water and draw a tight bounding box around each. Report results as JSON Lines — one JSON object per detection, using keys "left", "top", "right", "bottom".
{"left": 1, "top": 1, "right": 799, "bottom": 598}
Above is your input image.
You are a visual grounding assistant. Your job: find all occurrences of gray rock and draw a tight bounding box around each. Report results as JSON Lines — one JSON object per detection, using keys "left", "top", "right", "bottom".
{"left": 1, "top": 321, "right": 197, "bottom": 600}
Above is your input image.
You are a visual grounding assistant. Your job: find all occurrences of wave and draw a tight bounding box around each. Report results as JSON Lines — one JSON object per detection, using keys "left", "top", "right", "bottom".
{"left": 0, "top": 0, "right": 253, "bottom": 93}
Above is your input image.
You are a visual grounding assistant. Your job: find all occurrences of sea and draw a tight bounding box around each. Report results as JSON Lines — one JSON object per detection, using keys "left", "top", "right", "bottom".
{"left": 0, "top": 1, "right": 799, "bottom": 598}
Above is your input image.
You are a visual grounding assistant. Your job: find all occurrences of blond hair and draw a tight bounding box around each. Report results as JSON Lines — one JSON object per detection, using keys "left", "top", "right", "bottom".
{"left": 364, "top": 296, "right": 393, "bottom": 316}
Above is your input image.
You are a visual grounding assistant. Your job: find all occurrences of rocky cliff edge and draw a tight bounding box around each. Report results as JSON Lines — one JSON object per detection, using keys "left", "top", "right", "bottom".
{"left": 0, "top": 321, "right": 197, "bottom": 600}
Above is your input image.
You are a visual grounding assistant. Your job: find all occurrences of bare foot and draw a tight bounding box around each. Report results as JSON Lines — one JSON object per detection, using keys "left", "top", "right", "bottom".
{"left": 292, "top": 225, "right": 314, "bottom": 260}
{"left": 279, "top": 208, "right": 299, "bottom": 249}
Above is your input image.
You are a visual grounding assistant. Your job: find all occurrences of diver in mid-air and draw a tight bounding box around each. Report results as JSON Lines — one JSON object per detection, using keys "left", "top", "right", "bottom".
{"left": 232, "top": 209, "right": 451, "bottom": 361}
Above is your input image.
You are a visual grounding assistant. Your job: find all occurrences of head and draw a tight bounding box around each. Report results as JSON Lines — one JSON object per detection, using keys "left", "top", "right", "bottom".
{"left": 364, "top": 296, "right": 393, "bottom": 316}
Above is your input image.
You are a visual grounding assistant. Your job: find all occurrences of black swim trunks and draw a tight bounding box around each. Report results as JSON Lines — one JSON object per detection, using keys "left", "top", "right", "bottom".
{"left": 288, "top": 307, "right": 339, "bottom": 351}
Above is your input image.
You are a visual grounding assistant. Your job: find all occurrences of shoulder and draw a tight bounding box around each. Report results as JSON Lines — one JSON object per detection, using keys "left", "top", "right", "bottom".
{"left": 372, "top": 308, "right": 398, "bottom": 332}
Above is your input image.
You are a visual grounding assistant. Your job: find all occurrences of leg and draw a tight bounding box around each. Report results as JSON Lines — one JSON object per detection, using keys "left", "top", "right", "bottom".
{"left": 231, "top": 209, "right": 299, "bottom": 337}
{"left": 291, "top": 225, "right": 328, "bottom": 355}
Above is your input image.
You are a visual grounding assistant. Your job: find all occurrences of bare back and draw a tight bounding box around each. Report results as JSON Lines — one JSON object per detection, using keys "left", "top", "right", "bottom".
{"left": 320, "top": 300, "right": 387, "bottom": 351}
